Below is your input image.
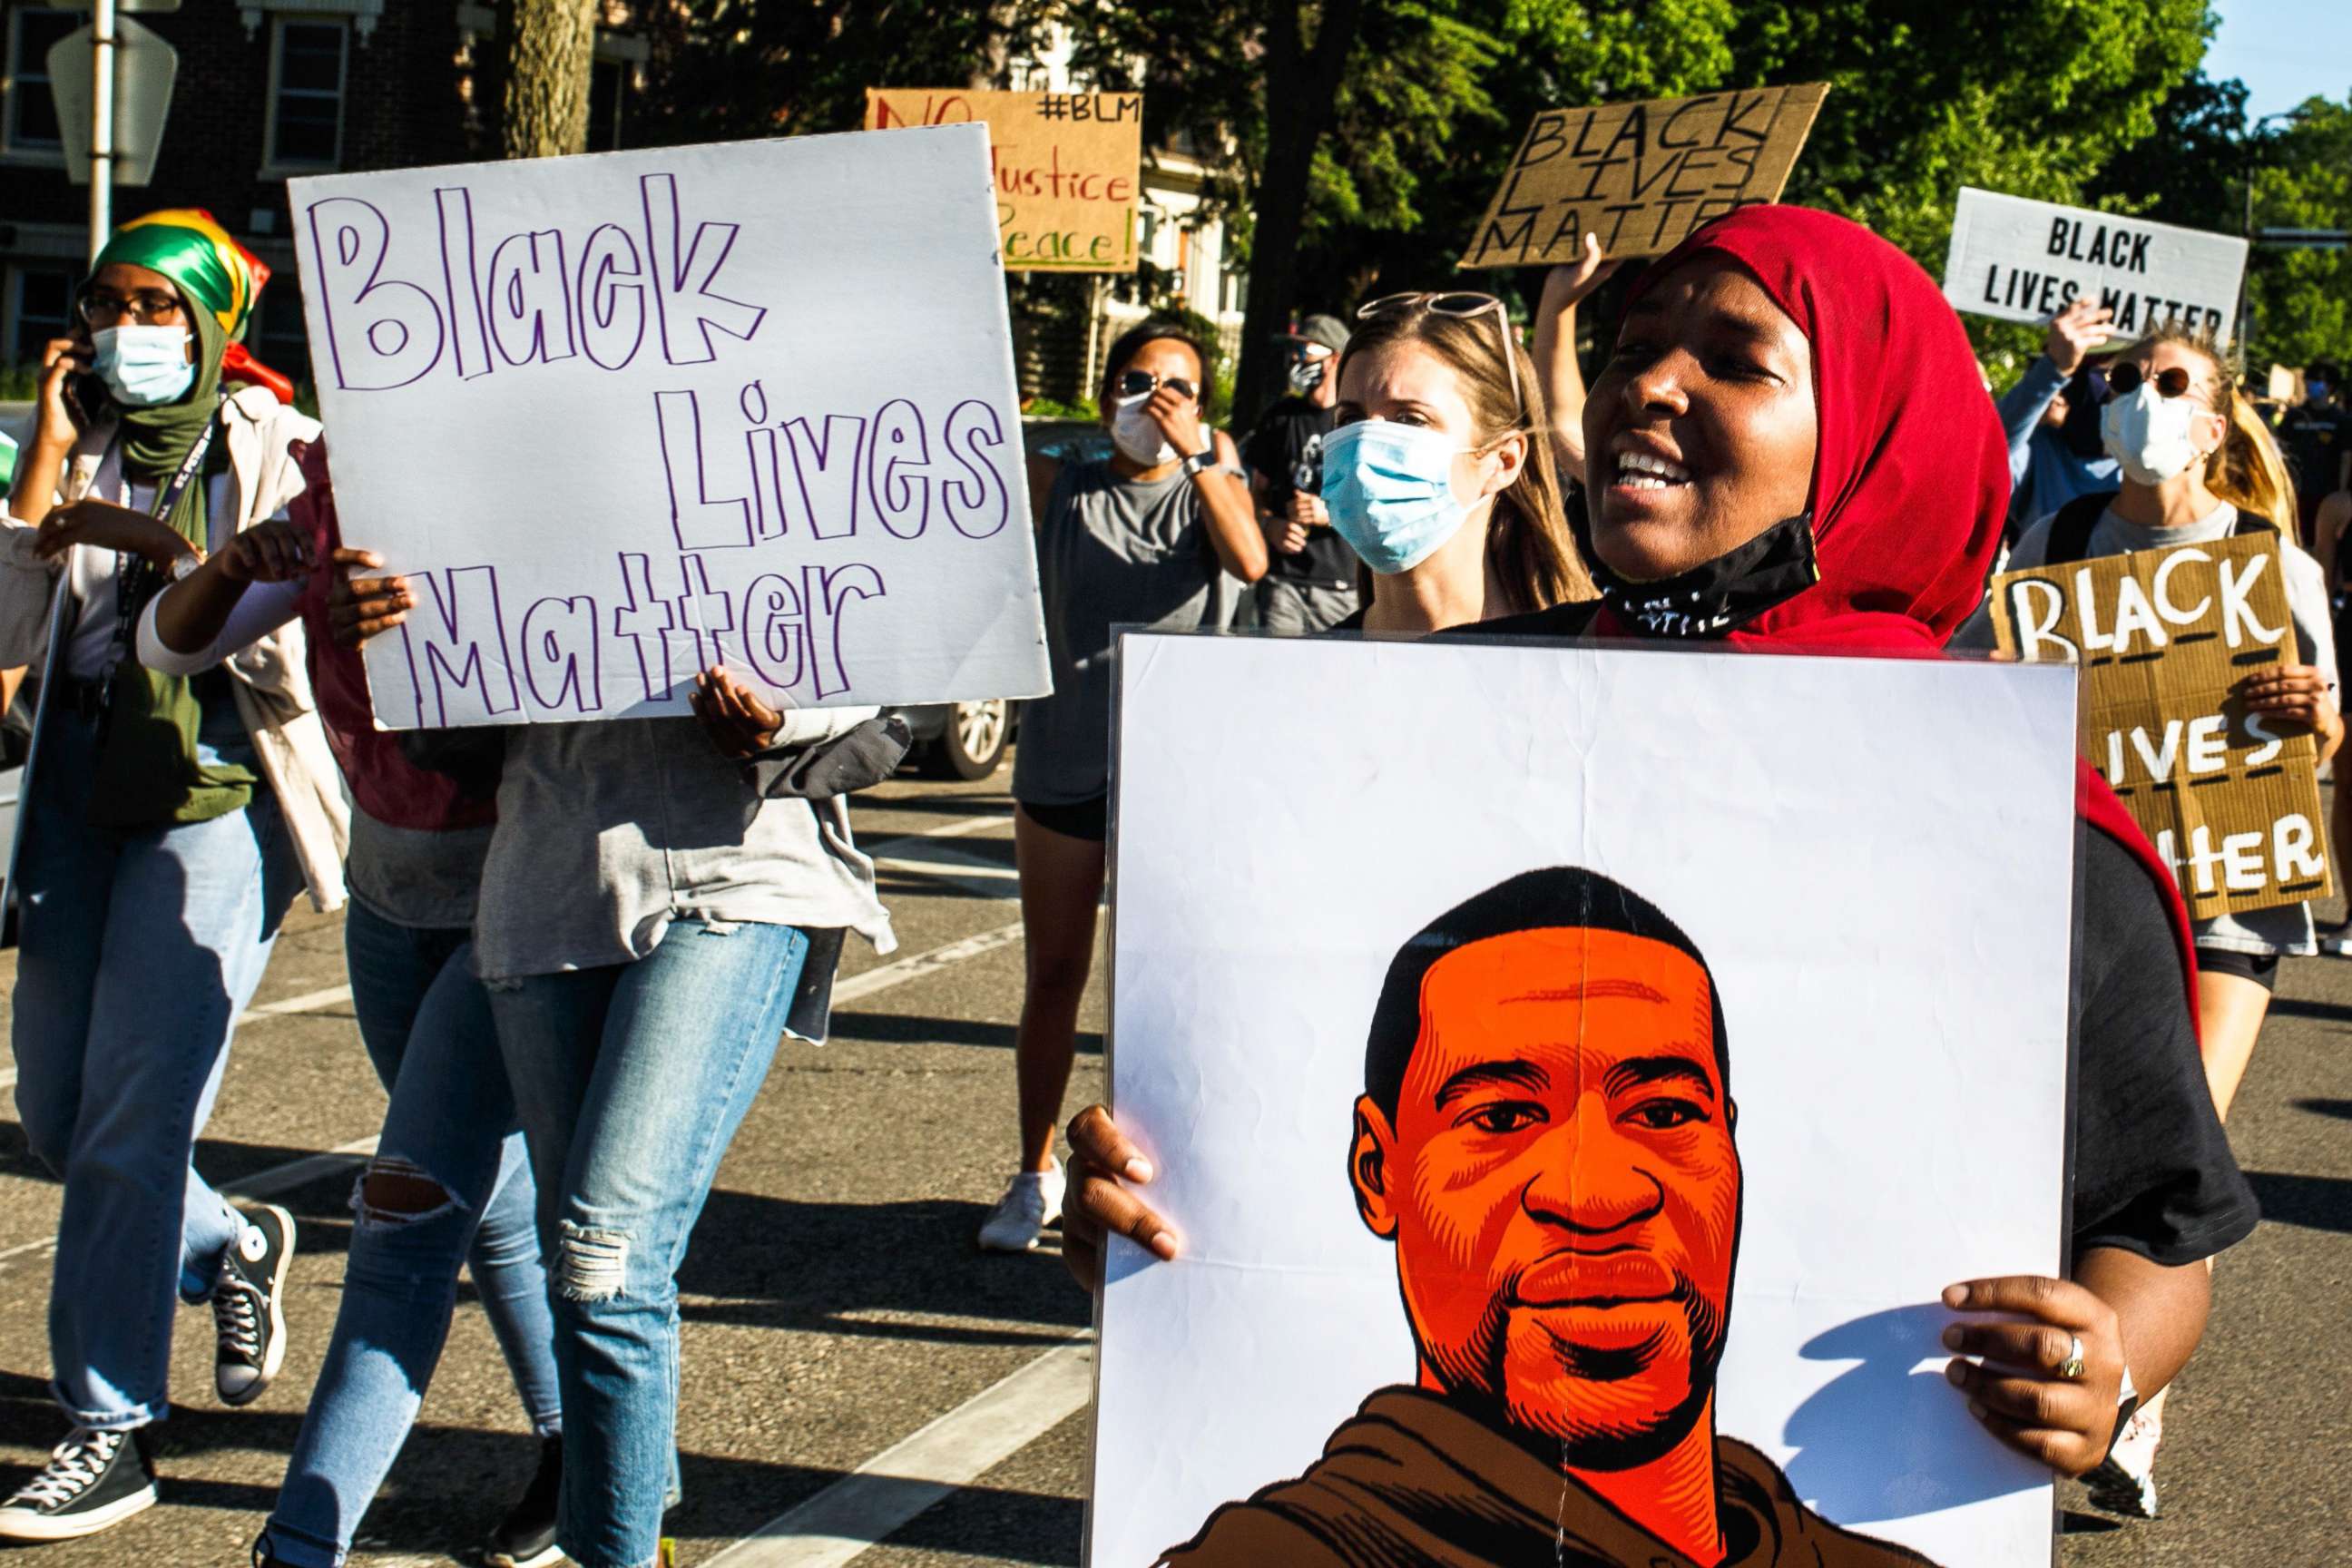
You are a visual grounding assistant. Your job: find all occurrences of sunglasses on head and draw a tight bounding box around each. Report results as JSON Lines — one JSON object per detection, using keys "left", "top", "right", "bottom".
{"left": 2106, "top": 362, "right": 2200, "bottom": 401}
{"left": 1116, "top": 368, "right": 1198, "bottom": 402}
{"left": 1356, "top": 291, "right": 1523, "bottom": 420}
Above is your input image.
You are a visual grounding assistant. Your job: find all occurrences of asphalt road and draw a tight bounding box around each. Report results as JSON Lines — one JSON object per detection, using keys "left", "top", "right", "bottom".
{"left": 0, "top": 762, "right": 2344, "bottom": 1567}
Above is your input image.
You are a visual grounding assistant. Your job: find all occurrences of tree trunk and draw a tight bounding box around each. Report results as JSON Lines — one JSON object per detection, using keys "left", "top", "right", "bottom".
{"left": 503, "top": 0, "right": 600, "bottom": 159}
{"left": 1231, "top": 0, "right": 1364, "bottom": 422}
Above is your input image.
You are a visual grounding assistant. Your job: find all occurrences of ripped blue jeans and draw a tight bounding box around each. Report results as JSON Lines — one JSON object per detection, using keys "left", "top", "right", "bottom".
{"left": 486, "top": 919, "right": 810, "bottom": 1568}
{"left": 257, "top": 904, "right": 561, "bottom": 1568}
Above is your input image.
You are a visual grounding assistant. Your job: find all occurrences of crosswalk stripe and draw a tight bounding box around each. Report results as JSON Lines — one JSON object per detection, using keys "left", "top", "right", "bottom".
{"left": 705, "top": 1338, "right": 1094, "bottom": 1567}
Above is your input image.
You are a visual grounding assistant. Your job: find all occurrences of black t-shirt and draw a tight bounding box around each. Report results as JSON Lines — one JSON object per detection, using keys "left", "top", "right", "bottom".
{"left": 1243, "top": 397, "right": 1356, "bottom": 588}
{"left": 2069, "top": 822, "right": 2259, "bottom": 1264}
{"left": 1453, "top": 602, "right": 2259, "bottom": 1269}
{"left": 2277, "top": 402, "right": 2350, "bottom": 528}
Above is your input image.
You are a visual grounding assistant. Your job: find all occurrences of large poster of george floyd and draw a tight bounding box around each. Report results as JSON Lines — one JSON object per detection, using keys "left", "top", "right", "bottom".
{"left": 1090, "top": 632, "right": 2082, "bottom": 1568}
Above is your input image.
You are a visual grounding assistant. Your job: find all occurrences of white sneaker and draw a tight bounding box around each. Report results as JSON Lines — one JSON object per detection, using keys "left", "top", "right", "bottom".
{"left": 2319, "top": 928, "right": 2352, "bottom": 958}
{"left": 2086, "top": 1405, "right": 2161, "bottom": 1519}
{"left": 977, "top": 1163, "right": 1065, "bottom": 1252}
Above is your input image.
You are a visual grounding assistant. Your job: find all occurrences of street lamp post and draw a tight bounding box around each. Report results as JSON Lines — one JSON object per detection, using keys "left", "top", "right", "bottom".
{"left": 2242, "top": 107, "right": 2313, "bottom": 354}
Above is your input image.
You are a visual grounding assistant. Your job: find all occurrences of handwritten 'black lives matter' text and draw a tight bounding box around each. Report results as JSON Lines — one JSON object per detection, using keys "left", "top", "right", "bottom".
{"left": 302, "top": 172, "right": 1015, "bottom": 726}
{"left": 1464, "top": 88, "right": 1815, "bottom": 267}
{"left": 1976, "top": 214, "right": 2230, "bottom": 338}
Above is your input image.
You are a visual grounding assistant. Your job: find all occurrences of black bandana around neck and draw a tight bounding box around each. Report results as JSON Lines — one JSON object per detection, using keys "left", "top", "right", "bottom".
{"left": 1589, "top": 511, "right": 1821, "bottom": 639}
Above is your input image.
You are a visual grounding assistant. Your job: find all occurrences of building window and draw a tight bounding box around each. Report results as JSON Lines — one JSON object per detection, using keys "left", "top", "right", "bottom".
{"left": 265, "top": 17, "right": 348, "bottom": 171}
{"left": 586, "top": 55, "right": 625, "bottom": 152}
{"left": 9, "top": 266, "right": 75, "bottom": 365}
{"left": 5, "top": 6, "right": 75, "bottom": 155}
{"left": 250, "top": 289, "right": 312, "bottom": 388}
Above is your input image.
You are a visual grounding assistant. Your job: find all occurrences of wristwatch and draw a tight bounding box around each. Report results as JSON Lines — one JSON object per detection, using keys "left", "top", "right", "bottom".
{"left": 169, "top": 552, "right": 203, "bottom": 583}
{"left": 1176, "top": 447, "right": 1218, "bottom": 478}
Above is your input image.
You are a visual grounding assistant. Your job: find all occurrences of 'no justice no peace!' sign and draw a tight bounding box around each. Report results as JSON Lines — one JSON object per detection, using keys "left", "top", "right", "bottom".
{"left": 289, "top": 124, "right": 1052, "bottom": 730}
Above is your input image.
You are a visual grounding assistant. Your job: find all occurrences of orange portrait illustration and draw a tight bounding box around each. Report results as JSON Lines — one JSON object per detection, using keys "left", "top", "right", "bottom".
{"left": 1159, "top": 867, "right": 1942, "bottom": 1568}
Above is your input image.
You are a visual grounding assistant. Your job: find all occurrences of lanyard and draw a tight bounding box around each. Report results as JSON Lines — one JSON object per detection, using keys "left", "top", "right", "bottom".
{"left": 98, "top": 412, "right": 220, "bottom": 710}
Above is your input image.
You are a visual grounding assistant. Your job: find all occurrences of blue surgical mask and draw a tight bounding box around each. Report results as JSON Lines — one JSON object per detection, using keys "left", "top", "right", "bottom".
{"left": 92, "top": 323, "right": 196, "bottom": 407}
{"left": 1322, "top": 420, "right": 1475, "bottom": 574}
{"left": 2308, "top": 379, "right": 2330, "bottom": 403}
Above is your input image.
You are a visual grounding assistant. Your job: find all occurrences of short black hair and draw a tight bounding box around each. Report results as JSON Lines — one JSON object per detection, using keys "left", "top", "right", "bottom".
{"left": 1101, "top": 319, "right": 1209, "bottom": 403}
{"left": 1363, "top": 867, "right": 1728, "bottom": 1118}
{"left": 2310, "top": 362, "right": 2342, "bottom": 389}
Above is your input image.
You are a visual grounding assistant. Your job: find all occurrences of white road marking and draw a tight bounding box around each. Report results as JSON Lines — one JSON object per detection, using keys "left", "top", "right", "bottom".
{"left": 834, "top": 920, "right": 1024, "bottom": 1004}
{"left": 706, "top": 1338, "right": 1094, "bottom": 1568}
{"left": 859, "top": 812, "right": 1013, "bottom": 860}
{"left": 0, "top": 1136, "right": 378, "bottom": 1276}
{"left": 239, "top": 982, "right": 357, "bottom": 1024}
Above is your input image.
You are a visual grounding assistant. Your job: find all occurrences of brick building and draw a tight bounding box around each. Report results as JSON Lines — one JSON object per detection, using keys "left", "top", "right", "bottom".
{"left": 0, "top": 1, "right": 644, "bottom": 382}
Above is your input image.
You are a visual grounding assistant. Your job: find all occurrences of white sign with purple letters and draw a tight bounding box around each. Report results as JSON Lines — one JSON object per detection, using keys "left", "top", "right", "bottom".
{"left": 289, "top": 125, "right": 1049, "bottom": 728}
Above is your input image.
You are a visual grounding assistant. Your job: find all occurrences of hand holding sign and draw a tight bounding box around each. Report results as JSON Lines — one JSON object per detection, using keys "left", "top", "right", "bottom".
{"left": 2044, "top": 299, "right": 2115, "bottom": 377}
{"left": 2243, "top": 662, "right": 2340, "bottom": 736}
{"left": 1989, "top": 532, "right": 2333, "bottom": 917}
{"left": 1458, "top": 83, "right": 1828, "bottom": 269}
{"left": 1944, "top": 188, "right": 2249, "bottom": 346}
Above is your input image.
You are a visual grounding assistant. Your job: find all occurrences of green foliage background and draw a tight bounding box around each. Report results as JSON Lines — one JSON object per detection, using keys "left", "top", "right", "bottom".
{"left": 628, "top": 2, "right": 2350, "bottom": 402}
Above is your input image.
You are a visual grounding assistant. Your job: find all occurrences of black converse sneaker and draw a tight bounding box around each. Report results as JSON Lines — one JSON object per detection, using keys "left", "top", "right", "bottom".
{"left": 485, "top": 1434, "right": 564, "bottom": 1568}
{"left": 0, "top": 1426, "right": 159, "bottom": 1541}
{"left": 213, "top": 1203, "right": 297, "bottom": 1406}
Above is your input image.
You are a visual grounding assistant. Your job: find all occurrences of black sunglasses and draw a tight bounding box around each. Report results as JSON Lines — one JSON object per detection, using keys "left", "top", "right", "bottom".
{"left": 1117, "top": 368, "right": 1198, "bottom": 402}
{"left": 2107, "top": 362, "right": 2198, "bottom": 401}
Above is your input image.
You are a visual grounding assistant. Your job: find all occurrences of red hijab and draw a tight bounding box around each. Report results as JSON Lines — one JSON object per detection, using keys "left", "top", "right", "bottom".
{"left": 1592, "top": 205, "right": 2200, "bottom": 1031}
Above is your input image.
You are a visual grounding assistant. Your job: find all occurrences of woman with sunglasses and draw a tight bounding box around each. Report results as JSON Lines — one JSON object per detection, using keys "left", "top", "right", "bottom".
{"left": 1056, "top": 211, "right": 2257, "bottom": 1540}
{"left": 979, "top": 320, "right": 1266, "bottom": 1252}
{"left": 0, "top": 211, "right": 346, "bottom": 1541}
{"left": 1958, "top": 327, "right": 2339, "bottom": 1130}
{"left": 1324, "top": 289, "right": 1591, "bottom": 632}
{"left": 1952, "top": 326, "right": 2330, "bottom": 1519}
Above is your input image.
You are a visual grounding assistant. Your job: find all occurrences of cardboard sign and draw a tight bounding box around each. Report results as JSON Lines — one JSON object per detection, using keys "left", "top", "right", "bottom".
{"left": 1990, "top": 534, "right": 2330, "bottom": 918}
{"left": 1942, "top": 187, "right": 2249, "bottom": 346}
{"left": 865, "top": 88, "right": 1141, "bottom": 272}
{"left": 1096, "top": 633, "right": 2077, "bottom": 1568}
{"left": 288, "top": 126, "right": 1050, "bottom": 729}
{"left": 1457, "top": 83, "right": 1828, "bottom": 269}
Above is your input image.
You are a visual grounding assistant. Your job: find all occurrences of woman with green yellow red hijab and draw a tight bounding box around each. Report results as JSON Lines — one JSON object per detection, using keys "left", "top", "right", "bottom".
{"left": 0, "top": 210, "right": 348, "bottom": 1542}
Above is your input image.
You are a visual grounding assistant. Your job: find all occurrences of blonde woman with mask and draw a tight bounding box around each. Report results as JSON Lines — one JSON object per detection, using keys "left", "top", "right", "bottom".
{"left": 1953, "top": 323, "right": 2335, "bottom": 1521}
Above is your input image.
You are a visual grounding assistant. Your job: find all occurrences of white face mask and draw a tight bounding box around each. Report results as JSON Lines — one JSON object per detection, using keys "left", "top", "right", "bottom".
{"left": 92, "top": 323, "right": 196, "bottom": 407}
{"left": 2101, "top": 382, "right": 2206, "bottom": 486}
{"left": 1111, "top": 392, "right": 1177, "bottom": 466}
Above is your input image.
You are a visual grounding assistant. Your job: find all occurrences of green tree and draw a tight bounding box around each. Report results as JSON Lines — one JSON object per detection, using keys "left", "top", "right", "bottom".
{"left": 2242, "top": 96, "right": 2352, "bottom": 370}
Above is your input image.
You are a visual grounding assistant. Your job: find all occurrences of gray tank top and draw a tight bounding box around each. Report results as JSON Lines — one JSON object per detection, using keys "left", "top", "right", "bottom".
{"left": 1013, "top": 459, "right": 1220, "bottom": 806}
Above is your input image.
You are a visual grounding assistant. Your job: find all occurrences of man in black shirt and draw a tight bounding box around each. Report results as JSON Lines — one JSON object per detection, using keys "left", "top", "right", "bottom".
{"left": 1244, "top": 315, "right": 1361, "bottom": 634}
{"left": 2274, "top": 364, "right": 2348, "bottom": 542}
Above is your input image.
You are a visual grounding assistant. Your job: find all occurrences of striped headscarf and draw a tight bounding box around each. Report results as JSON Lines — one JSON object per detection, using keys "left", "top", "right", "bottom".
{"left": 92, "top": 207, "right": 270, "bottom": 343}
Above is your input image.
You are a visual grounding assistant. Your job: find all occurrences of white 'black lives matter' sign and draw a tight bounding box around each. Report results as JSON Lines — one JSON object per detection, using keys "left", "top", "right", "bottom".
{"left": 1941, "top": 187, "right": 2249, "bottom": 345}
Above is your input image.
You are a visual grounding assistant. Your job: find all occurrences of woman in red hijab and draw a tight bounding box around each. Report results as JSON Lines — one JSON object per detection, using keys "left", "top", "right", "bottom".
{"left": 1060, "top": 206, "right": 2256, "bottom": 1505}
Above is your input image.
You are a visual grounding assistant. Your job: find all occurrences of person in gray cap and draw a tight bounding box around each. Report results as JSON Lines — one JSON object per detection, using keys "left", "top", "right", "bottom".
{"left": 1243, "top": 313, "right": 1362, "bottom": 633}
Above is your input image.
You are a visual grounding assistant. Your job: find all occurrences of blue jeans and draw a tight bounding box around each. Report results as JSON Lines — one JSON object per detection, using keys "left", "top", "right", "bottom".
{"left": 490, "top": 920, "right": 810, "bottom": 1568}
{"left": 9, "top": 702, "right": 299, "bottom": 1428}
{"left": 257, "top": 902, "right": 563, "bottom": 1568}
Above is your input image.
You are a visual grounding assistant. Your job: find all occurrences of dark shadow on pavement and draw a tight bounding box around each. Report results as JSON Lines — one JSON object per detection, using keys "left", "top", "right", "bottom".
{"left": 2291, "top": 1096, "right": 2352, "bottom": 1122}
{"left": 678, "top": 1191, "right": 1092, "bottom": 1339}
{"left": 2260, "top": 995, "right": 2352, "bottom": 1025}
{"left": 827, "top": 1011, "right": 1102, "bottom": 1055}
{"left": 860, "top": 790, "right": 1016, "bottom": 818}
{"left": 2059, "top": 1508, "right": 2124, "bottom": 1534}
{"left": 2245, "top": 1171, "right": 2352, "bottom": 1235}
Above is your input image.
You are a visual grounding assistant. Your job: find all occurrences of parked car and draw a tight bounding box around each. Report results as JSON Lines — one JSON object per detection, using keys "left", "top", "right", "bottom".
{"left": 887, "top": 699, "right": 1016, "bottom": 780}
